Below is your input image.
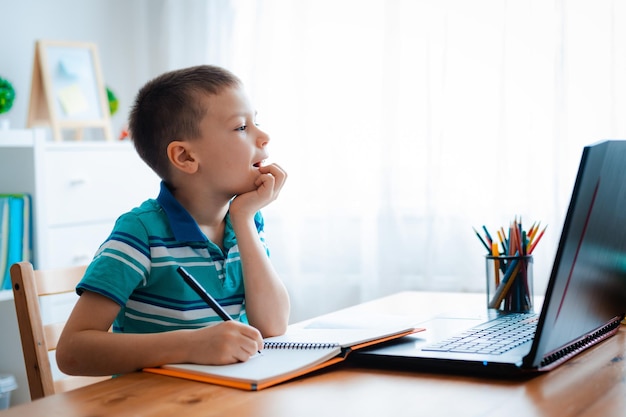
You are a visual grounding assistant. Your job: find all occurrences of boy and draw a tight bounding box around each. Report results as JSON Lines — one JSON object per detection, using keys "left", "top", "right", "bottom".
{"left": 56, "top": 65, "right": 290, "bottom": 376}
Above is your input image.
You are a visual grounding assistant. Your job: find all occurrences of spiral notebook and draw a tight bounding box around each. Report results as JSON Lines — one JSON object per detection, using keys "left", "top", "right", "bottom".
{"left": 144, "top": 321, "right": 420, "bottom": 391}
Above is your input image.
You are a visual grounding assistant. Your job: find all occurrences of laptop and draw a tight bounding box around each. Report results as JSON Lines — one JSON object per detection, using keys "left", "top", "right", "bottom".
{"left": 352, "top": 140, "right": 626, "bottom": 376}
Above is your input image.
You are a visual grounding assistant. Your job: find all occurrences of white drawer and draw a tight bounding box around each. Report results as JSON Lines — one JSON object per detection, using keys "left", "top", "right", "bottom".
{"left": 41, "top": 222, "right": 115, "bottom": 268}
{"left": 43, "top": 147, "right": 159, "bottom": 226}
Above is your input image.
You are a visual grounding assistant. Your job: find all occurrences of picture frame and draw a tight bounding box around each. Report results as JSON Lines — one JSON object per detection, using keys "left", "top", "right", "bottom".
{"left": 27, "top": 40, "right": 113, "bottom": 141}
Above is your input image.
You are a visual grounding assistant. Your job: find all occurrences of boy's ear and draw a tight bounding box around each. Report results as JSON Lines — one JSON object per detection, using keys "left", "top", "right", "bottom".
{"left": 167, "top": 140, "right": 198, "bottom": 174}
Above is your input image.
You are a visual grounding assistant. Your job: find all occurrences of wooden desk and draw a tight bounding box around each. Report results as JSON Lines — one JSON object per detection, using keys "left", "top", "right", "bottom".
{"left": 2, "top": 292, "right": 625, "bottom": 417}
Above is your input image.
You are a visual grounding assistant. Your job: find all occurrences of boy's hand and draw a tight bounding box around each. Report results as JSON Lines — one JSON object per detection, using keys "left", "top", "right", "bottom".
{"left": 231, "top": 163, "right": 287, "bottom": 217}
{"left": 188, "top": 321, "right": 264, "bottom": 364}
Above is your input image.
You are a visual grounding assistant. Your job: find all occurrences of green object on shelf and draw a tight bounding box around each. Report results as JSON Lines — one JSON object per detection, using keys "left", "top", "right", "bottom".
{"left": 0, "top": 77, "right": 15, "bottom": 115}
{"left": 107, "top": 86, "right": 119, "bottom": 116}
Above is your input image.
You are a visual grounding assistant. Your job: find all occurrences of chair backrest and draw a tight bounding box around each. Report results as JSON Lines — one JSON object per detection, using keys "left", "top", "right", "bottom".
{"left": 10, "top": 261, "right": 109, "bottom": 400}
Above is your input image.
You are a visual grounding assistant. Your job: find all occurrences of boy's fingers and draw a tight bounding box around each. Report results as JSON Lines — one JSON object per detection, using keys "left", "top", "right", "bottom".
{"left": 259, "top": 163, "right": 287, "bottom": 180}
{"left": 260, "top": 163, "right": 287, "bottom": 192}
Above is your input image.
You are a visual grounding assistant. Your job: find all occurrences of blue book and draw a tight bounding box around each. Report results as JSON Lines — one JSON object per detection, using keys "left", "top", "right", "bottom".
{"left": 2, "top": 195, "right": 26, "bottom": 290}
{"left": 0, "top": 197, "right": 9, "bottom": 290}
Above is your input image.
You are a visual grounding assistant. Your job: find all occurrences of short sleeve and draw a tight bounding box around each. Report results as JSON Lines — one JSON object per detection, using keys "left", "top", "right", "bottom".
{"left": 77, "top": 212, "right": 151, "bottom": 306}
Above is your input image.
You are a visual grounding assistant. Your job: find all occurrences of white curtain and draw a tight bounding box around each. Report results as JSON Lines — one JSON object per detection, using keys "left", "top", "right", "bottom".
{"left": 149, "top": 0, "right": 626, "bottom": 322}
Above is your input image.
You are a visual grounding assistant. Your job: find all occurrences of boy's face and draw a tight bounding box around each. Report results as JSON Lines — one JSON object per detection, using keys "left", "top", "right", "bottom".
{"left": 192, "top": 86, "right": 270, "bottom": 197}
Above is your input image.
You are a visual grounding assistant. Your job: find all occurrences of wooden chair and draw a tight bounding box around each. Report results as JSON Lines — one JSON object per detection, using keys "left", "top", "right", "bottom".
{"left": 10, "top": 261, "right": 109, "bottom": 400}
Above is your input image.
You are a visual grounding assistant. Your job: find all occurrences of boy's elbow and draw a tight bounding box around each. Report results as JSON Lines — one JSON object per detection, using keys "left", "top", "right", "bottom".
{"left": 260, "top": 316, "right": 289, "bottom": 338}
{"left": 265, "top": 326, "right": 288, "bottom": 338}
{"left": 55, "top": 338, "right": 82, "bottom": 376}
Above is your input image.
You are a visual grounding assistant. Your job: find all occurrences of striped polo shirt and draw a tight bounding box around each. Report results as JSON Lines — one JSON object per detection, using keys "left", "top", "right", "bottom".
{"left": 77, "top": 181, "right": 268, "bottom": 333}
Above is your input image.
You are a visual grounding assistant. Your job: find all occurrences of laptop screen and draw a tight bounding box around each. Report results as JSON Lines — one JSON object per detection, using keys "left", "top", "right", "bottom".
{"left": 528, "top": 140, "right": 626, "bottom": 368}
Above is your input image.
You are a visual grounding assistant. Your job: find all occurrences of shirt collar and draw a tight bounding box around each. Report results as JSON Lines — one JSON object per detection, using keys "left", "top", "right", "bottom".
{"left": 156, "top": 181, "right": 207, "bottom": 242}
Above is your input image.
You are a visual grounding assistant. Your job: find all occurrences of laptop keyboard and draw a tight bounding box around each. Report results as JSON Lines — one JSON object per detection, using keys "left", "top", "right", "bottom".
{"left": 423, "top": 313, "right": 538, "bottom": 355}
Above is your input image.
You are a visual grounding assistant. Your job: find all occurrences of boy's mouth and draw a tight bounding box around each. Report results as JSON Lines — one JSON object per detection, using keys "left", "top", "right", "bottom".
{"left": 253, "top": 160, "right": 265, "bottom": 168}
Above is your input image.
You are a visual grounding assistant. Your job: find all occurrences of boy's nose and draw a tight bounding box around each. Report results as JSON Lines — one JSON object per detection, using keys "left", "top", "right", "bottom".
{"left": 257, "top": 129, "right": 270, "bottom": 147}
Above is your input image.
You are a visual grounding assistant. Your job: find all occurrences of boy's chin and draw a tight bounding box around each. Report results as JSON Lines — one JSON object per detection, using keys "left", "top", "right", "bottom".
{"left": 234, "top": 183, "right": 258, "bottom": 196}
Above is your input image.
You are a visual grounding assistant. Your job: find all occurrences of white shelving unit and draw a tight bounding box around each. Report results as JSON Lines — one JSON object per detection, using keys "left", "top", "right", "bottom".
{"left": 0, "top": 129, "right": 159, "bottom": 405}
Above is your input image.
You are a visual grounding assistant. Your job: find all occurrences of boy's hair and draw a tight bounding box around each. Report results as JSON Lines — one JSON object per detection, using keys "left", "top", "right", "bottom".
{"left": 129, "top": 65, "right": 242, "bottom": 181}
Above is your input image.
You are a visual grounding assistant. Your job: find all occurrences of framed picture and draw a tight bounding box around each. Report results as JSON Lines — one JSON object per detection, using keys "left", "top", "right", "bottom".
{"left": 27, "top": 40, "right": 113, "bottom": 141}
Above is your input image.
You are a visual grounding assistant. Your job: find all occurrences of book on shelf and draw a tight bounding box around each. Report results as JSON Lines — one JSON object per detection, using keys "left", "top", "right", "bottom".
{"left": 1, "top": 194, "right": 32, "bottom": 290}
{"left": 0, "top": 197, "right": 9, "bottom": 290}
{"left": 144, "top": 315, "right": 422, "bottom": 391}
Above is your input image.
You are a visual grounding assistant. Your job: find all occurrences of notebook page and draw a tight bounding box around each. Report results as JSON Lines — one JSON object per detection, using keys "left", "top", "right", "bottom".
{"left": 161, "top": 345, "right": 341, "bottom": 384}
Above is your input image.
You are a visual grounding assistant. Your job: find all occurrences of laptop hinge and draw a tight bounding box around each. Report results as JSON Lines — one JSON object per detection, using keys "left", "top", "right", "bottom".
{"left": 537, "top": 315, "right": 624, "bottom": 371}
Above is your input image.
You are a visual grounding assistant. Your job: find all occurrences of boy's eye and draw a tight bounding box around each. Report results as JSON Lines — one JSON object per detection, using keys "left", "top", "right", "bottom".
{"left": 235, "top": 125, "right": 247, "bottom": 131}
